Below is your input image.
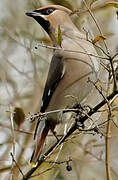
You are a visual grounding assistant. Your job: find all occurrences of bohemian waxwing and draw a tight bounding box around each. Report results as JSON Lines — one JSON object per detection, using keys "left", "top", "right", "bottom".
{"left": 26, "top": 5, "right": 100, "bottom": 164}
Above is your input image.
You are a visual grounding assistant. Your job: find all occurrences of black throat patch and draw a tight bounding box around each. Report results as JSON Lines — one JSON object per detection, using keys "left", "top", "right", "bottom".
{"left": 33, "top": 16, "right": 50, "bottom": 34}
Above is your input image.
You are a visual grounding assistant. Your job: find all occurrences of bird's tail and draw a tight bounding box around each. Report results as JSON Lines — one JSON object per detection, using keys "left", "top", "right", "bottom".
{"left": 30, "top": 120, "right": 55, "bottom": 166}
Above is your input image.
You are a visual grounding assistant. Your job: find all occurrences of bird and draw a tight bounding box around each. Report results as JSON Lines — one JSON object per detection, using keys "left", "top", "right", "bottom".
{"left": 26, "top": 5, "right": 100, "bottom": 165}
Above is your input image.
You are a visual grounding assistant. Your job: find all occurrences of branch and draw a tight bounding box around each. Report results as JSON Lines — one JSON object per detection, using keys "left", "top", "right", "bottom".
{"left": 21, "top": 90, "right": 118, "bottom": 180}
{"left": 109, "top": 56, "right": 117, "bottom": 91}
{"left": 10, "top": 153, "right": 24, "bottom": 178}
{"left": 36, "top": 42, "right": 109, "bottom": 60}
{"left": 0, "top": 123, "right": 33, "bottom": 135}
{"left": 105, "top": 112, "right": 112, "bottom": 180}
{"left": 82, "top": 0, "right": 109, "bottom": 53}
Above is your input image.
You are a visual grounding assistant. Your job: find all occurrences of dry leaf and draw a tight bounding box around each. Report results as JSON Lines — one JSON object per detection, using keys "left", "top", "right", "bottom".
{"left": 13, "top": 107, "right": 25, "bottom": 128}
{"left": 92, "top": 35, "right": 106, "bottom": 44}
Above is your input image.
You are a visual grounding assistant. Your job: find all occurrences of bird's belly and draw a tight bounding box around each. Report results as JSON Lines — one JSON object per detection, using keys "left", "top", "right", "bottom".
{"left": 46, "top": 59, "right": 97, "bottom": 122}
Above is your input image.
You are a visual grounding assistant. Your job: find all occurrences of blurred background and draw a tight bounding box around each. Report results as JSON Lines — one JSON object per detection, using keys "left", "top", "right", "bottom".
{"left": 0, "top": 0, "right": 118, "bottom": 179}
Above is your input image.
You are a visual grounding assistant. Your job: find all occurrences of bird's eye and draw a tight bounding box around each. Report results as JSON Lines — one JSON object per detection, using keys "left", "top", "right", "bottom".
{"left": 35, "top": 7, "right": 56, "bottom": 15}
{"left": 46, "top": 8, "right": 55, "bottom": 15}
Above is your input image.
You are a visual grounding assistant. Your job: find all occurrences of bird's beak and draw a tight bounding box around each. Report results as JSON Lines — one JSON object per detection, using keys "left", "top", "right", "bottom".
{"left": 26, "top": 10, "right": 50, "bottom": 34}
{"left": 26, "top": 11, "right": 45, "bottom": 18}
{"left": 26, "top": 11, "right": 36, "bottom": 17}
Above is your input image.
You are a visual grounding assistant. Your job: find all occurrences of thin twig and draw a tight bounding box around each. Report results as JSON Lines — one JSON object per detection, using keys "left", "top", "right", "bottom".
{"left": 30, "top": 166, "right": 54, "bottom": 178}
{"left": 45, "top": 158, "right": 72, "bottom": 165}
{"left": 87, "top": 39, "right": 109, "bottom": 57}
{"left": 105, "top": 92, "right": 118, "bottom": 179}
{"left": 36, "top": 42, "right": 109, "bottom": 60}
{"left": 86, "top": 150, "right": 118, "bottom": 177}
{"left": 22, "top": 90, "right": 118, "bottom": 180}
{"left": 9, "top": 108, "right": 16, "bottom": 179}
{"left": 109, "top": 57, "right": 117, "bottom": 91}
{"left": 71, "top": 2, "right": 115, "bottom": 16}
{"left": 105, "top": 112, "right": 112, "bottom": 180}
{"left": 111, "top": 52, "right": 118, "bottom": 60}
{"left": 10, "top": 152, "right": 24, "bottom": 178}
{"left": 82, "top": 0, "right": 109, "bottom": 53}
{"left": 53, "top": 124, "right": 67, "bottom": 164}
{"left": 88, "top": 78, "right": 111, "bottom": 113}
{"left": 0, "top": 123, "right": 33, "bottom": 135}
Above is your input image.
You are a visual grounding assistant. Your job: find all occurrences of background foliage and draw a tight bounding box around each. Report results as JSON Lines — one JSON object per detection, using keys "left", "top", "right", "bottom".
{"left": 0, "top": 0, "right": 118, "bottom": 179}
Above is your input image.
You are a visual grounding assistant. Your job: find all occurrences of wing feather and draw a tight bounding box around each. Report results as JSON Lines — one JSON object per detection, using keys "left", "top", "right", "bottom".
{"left": 40, "top": 54, "right": 65, "bottom": 112}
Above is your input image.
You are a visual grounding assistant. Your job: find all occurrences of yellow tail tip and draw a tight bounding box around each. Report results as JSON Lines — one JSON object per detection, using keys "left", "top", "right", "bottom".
{"left": 28, "top": 160, "right": 38, "bottom": 167}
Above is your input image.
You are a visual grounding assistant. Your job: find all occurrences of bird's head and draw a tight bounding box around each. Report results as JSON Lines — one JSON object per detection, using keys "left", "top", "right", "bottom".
{"left": 26, "top": 5, "right": 74, "bottom": 44}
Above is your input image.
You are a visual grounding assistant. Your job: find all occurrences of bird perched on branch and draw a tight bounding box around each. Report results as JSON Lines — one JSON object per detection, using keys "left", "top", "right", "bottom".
{"left": 26, "top": 5, "right": 100, "bottom": 165}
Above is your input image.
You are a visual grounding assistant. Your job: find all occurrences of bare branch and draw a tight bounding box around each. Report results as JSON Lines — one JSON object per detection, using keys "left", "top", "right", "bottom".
{"left": 82, "top": 0, "right": 109, "bottom": 53}
{"left": 36, "top": 42, "right": 110, "bottom": 60}
{"left": 21, "top": 90, "right": 118, "bottom": 180}
{"left": 10, "top": 152, "right": 24, "bottom": 178}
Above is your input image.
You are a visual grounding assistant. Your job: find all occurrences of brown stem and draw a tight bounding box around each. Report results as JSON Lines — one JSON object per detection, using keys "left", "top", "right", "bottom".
{"left": 21, "top": 90, "right": 118, "bottom": 180}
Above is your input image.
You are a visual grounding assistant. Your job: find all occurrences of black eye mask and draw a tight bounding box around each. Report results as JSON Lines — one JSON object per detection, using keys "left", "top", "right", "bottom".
{"left": 34, "top": 7, "right": 56, "bottom": 15}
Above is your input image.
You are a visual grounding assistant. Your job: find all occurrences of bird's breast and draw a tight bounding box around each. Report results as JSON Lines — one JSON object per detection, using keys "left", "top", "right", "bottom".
{"left": 46, "top": 35, "right": 99, "bottom": 123}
